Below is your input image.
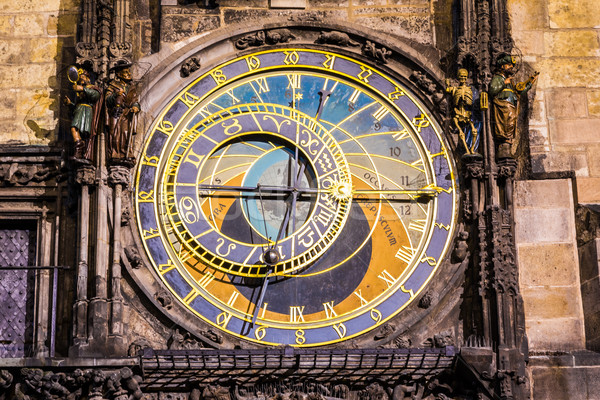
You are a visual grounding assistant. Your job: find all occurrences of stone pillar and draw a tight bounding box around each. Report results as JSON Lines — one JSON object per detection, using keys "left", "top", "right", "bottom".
{"left": 88, "top": 133, "right": 109, "bottom": 354}
{"left": 107, "top": 165, "right": 130, "bottom": 354}
{"left": 515, "top": 179, "right": 585, "bottom": 351}
{"left": 70, "top": 164, "right": 96, "bottom": 355}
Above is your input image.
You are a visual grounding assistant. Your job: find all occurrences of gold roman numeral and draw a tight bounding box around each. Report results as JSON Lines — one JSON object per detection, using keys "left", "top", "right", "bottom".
{"left": 323, "top": 301, "right": 337, "bottom": 319}
{"left": 290, "top": 306, "right": 306, "bottom": 323}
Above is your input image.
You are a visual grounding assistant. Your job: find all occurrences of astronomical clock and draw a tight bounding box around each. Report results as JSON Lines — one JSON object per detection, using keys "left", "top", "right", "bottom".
{"left": 134, "top": 48, "right": 458, "bottom": 347}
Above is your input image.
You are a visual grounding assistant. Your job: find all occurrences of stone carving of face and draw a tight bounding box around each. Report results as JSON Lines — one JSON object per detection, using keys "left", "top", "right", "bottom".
{"left": 458, "top": 69, "right": 468, "bottom": 84}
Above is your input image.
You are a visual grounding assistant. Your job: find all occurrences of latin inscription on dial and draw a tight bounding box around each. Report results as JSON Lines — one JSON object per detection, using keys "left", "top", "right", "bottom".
{"left": 135, "top": 49, "right": 457, "bottom": 346}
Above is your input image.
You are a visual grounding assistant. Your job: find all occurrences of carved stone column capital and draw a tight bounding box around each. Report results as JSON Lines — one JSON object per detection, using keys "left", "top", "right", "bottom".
{"left": 463, "top": 155, "right": 484, "bottom": 180}
{"left": 497, "top": 158, "right": 517, "bottom": 180}
{"left": 76, "top": 165, "right": 97, "bottom": 186}
{"left": 108, "top": 165, "right": 132, "bottom": 188}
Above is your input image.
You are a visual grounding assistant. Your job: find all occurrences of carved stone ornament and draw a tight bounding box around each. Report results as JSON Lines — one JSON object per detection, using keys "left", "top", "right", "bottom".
{"left": 108, "top": 42, "right": 133, "bottom": 60}
{"left": 108, "top": 165, "right": 132, "bottom": 187}
{"left": 0, "top": 367, "right": 144, "bottom": 400}
{"left": 497, "top": 157, "right": 517, "bottom": 180}
{"left": 362, "top": 41, "right": 392, "bottom": 63}
{"left": 235, "top": 31, "right": 265, "bottom": 50}
{"left": 125, "top": 246, "right": 143, "bottom": 269}
{"left": 315, "top": 31, "right": 360, "bottom": 47}
{"left": 409, "top": 71, "right": 446, "bottom": 108}
{"left": 155, "top": 288, "right": 174, "bottom": 310}
{"left": 168, "top": 328, "right": 205, "bottom": 350}
{"left": 181, "top": 56, "right": 202, "bottom": 78}
{"left": 234, "top": 29, "right": 295, "bottom": 50}
{"left": 418, "top": 291, "right": 434, "bottom": 309}
{"left": 128, "top": 338, "right": 152, "bottom": 356}
{"left": 452, "top": 231, "right": 469, "bottom": 262}
{"left": 374, "top": 323, "right": 395, "bottom": 341}
{"left": 0, "top": 163, "right": 59, "bottom": 186}
{"left": 75, "top": 164, "right": 96, "bottom": 186}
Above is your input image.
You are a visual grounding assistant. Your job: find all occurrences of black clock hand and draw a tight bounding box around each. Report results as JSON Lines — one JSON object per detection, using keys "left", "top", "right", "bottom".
{"left": 315, "top": 88, "right": 332, "bottom": 122}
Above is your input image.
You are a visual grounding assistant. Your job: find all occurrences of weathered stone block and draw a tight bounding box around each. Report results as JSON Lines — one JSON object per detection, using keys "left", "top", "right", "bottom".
{"left": 515, "top": 208, "right": 575, "bottom": 244}
{"left": 513, "top": 30, "right": 545, "bottom": 56}
{"left": 522, "top": 286, "right": 584, "bottom": 320}
{"left": 545, "top": 88, "right": 588, "bottom": 119}
{"left": 577, "top": 177, "right": 600, "bottom": 204}
{"left": 586, "top": 144, "right": 600, "bottom": 177}
{"left": 545, "top": 30, "right": 600, "bottom": 58}
{"left": 12, "top": 14, "right": 45, "bottom": 36}
{"left": 515, "top": 179, "right": 573, "bottom": 208}
{"left": 308, "top": 0, "right": 349, "bottom": 6}
{"left": 0, "top": 15, "right": 13, "bottom": 36}
{"left": 548, "top": 0, "right": 600, "bottom": 29}
{"left": 530, "top": 152, "right": 589, "bottom": 177}
{"left": 507, "top": 0, "right": 548, "bottom": 31}
{"left": 0, "top": 64, "right": 57, "bottom": 89}
{"left": 354, "top": 15, "right": 432, "bottom": 45}
{"left": 536, "top": 58, "right": 600, "bottom": 89}
{"left": 518, "top": 243, "right": 579, "bottom": 286}
{"left": 217, "top": 0, "right": 268, "bottom": 6}
{"left": 29, "top": 37, "right": 61, "bottom": 63}
{"left": 0, "top": 39, "right": 27, "bottom": 64}
{"left": 526, "top": 317, "right": 585, "bottom": 351}
{"left": 587, "top": 90, "right": 600, "bottom": 117}
{"left": 271, "top": 0, "right": 306, "bottom": 8}
{"left": 16, "top": 89, "right": 56, "bottom": 121}
{"left": 52, "top": 12, "right": 78, "bottom": 36}
{"left": 0, "top": 90, "right": 16, "bottom": 120}
{"left": 550, "top": 119, "right": 600, "bottom": 144}
{"left": 161, "top": 15, "right": 220, "bottom": 43}
{"left": 531, "top": 366, "right": 589, "bottom": 400}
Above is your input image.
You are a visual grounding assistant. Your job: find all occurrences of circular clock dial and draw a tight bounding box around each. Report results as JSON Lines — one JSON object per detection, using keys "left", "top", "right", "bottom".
{"left": 135, "top": 49, "right": 458, "bottom": 346}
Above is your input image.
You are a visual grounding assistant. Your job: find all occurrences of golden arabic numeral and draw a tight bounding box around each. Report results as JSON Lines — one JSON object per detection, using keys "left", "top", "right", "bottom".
{"left": 412, "top": 114, "right": 431, "bottom": 133}
{"left": 142, "top": 227, "right": 160, "bottom": 240}
{"left": 400, "top": 285, "right": 415, "bottom": 299}
{"left": 216, "top": 311, "right": 233, "bottom": 329}
{"left": 142, "top": 154, "right": 159, "bottom": 166}
{"left": 254, "top": 326, "right": 267, "bottom": 341}
{"left": 180, "top": 91, "right": 200, "bottom": 108}
{"left": 179, "top": 196, "right": 199, "bottom": 223}
{"left": 332, "top": 323, "right": 347, "bottom": 338}
{"left": 388, "top": 87, "right": 405, "bottom": 100}
{"left": 323, "top": 54, "right": 336, "bottom": 70}
{"left": 358, "top": 66, "right": 373, "bottom": 83}
{"left": 420, "top": 254, "right": 437, "bottom": 266}
{"left": 284, "top": 51, "right": 300, "bottom": 65}
{"left": 158, "top": 260, "right": 176, "bottom": 275}
{"left": 370, "top": 308, "right": 382, "bottom": 323}
{"left": 211, "top": 69, "right": 227, "bottom": 85}
{"left": 222, "top": 119, "right": 243, "bottom": 136}
{"left": 155, "top": 119, "right": 174, "bottom": 136}
{"left": 138, "top": 190, "right": 154, "bottom": 202}
{"left": 295, "top": 329, "right": 306, "bottom": 345}
{"left": 245, "top": 55, "right": 261, "bottom": 70}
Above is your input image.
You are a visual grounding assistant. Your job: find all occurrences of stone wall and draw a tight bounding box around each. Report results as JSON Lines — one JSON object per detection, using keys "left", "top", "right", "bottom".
{"left": 515, "top": 179, "right": 585, "bottom": 351}
{"left": 507, "top": 0, "right": 600, "bottom": 205}
{"left": 0, "top": 0, "right": 78, "bottom": 145}
{"left": 159, "top": 0, "right": 436, "bottom": 46}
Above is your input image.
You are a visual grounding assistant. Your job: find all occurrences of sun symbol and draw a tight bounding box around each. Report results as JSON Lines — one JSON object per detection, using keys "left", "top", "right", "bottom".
{"left": 328, "top": 180, "right": 353, "bottom": 201}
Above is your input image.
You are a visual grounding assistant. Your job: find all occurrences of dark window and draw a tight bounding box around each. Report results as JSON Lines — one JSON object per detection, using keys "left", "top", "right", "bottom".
{"left": 0, "top": 221, "right": 37, "bottom": 358}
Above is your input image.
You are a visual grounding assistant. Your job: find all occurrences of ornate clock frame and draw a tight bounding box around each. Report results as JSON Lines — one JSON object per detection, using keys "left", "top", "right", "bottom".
{"left": 0, "top": 1, "right": 530, "bottom": 399}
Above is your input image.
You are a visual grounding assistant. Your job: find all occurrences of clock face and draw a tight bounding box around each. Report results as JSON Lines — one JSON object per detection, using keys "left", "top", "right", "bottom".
{"left": 135, "top": 48, "right": 457, "bottom": 346}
